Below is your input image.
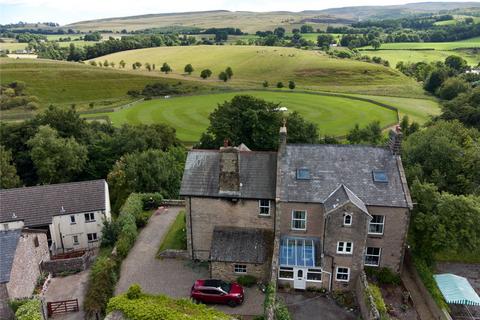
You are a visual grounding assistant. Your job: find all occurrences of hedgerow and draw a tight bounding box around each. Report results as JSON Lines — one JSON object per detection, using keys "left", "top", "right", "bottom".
{"left": 413, "top": 256, "right": 449, "bottom": 310}
{"left": 15, "top": 299, "right": 42, "bottom": 320}
{"left": 107, "top": 285, "right": 231, "bottom": 320}
{"left": 84, "top": 256, "right": 118, "bottom": 317}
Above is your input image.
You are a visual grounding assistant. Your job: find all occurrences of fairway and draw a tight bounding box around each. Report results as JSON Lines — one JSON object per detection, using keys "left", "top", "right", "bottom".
{"left": 99, "top": 91, "right": 398, "bottom": 142}
{"left": 94, "top": 45, "right": 425, "bottom": 98}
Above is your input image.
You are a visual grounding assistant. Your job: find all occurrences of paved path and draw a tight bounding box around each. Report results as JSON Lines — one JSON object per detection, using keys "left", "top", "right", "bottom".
{"left": 115, "top": 206, "right": 264, "bottom": 317}
{"left": 43, "top": 270, "right": 89, "bottom": 320}
{"left": 401, "top": 267, "right": 436, "bottom": 320}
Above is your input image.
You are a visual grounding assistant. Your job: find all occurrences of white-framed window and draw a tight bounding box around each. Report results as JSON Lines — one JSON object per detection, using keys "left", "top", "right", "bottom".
{"left": 87, "top": 233, "right": 98, "bottom": 242}
{"left": 343, "top": 213, "right": 352, "bottom": 226}
{"left": 259, "top": 200, "right": 271, "bottom": 216}
{"left": 234, "top": 264, "right": 247, "bottom": 274}
{"left": 307, "top": 268, "right": 322, "bottom": 282}
{"left": 337, "top": 241, "right": 353, "bottom": 254}
{"left": 73, "top": 235, "right": 79, "bottom": 245}
{"left": 336, "top": 267, "right": 350, "bottom": 282}
{"left": 278, "top": 267, "right": 294, "bottom": 279}
{"left": 365, "top": 247, "right": 382, "bottom": 266}
{"left": 70, "top": 215, "right": 76, "bottom": 224}
{"left": 291, "top": 210, "right": 307, "bottom": 230}
{"left": 84, "top": 212, "right": 95, "bottom": 223}
{"left": 369, "top": 215, "right": 385, "bottom": 235}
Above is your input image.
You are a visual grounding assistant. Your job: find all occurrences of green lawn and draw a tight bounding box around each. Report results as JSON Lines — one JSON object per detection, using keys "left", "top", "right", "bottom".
{"left": 92, "top": 90, "right": 399, "bottom": 142}
{"left": 157, "top": 210, "right": 187, "bottom": 254}
{"left": 93, "top": 45, "right": 425, "bottom": 98}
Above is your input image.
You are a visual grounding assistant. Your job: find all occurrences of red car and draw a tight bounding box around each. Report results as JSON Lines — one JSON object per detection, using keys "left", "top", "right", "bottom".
{"left": 190, "top": 279, "right": 244, "bottom": 307}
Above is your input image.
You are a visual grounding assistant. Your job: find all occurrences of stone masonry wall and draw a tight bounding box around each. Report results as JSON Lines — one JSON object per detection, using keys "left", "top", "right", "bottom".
{"left": 211, "top": 262, "right": 269, "bottom": 282}
{"left": 7, "top": 231, "right": 49, "bottom": 299}
{"left": 187, "top": 197, "right": 274, "bottom": 260}
{"left": 42, "top": 252, "right": 91, "bottom": 276}
{"left": 0, "top": 283, "right": 14, "bottom": 320}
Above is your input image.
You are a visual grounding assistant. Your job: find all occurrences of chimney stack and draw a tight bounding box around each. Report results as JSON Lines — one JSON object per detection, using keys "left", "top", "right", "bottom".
{"left": 388, "top": 125, "right": 403, "bottom": 155}
{"left": 279, "top": 119, "right": 287, "bottom": 151}
{"left": 219, "top": 147, "right": 240, "bottom": 195}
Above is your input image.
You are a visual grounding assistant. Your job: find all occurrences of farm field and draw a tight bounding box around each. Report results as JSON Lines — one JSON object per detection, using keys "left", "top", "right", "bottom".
{"left": 0, "top": 58, "right": 203, "bottom": 113}
{"left": 93, "top": 45, "right": 425, "bottom": 98}
{"left": 91, "top": 91, "right": 399, "bottom": 142}
{"left": 0, "top": 42, "right": 28, "bottom": 51}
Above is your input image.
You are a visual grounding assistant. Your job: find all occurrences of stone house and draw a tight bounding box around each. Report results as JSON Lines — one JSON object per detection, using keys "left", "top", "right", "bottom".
{"left": 0, "top": 179, "right": 111, "bottom": 254}
{"left": 0, "top": 228, "right": 49, "bottom": 319}
{"left": 180, "top": 126, "right": 412, "bottom": 291}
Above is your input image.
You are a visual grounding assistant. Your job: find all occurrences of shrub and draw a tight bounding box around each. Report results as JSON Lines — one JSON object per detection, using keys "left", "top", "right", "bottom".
{"left": 9, "top": 299, "right": 30, "bottom": 313}
{"left": 84, "top": 256, "right": 118, "bottom": 317}
{"left": 367, "top": 283, "right": 387, "bottom": 315}
{"left": 15, "top": 299, "right": 42, "bottom": 320}
{"left": 413, "top": 256, "right": 448, "bottom": 310}
{"left": 365, "top": 267, "right": 401, "bottom": 285}
{"left": 127, "top": 284, "right": 142, "bottom": 299}
{"left": 236, "top": 275, "right": 257, "bottom": 287}
{"left": 262, "top": 81, "right": 269, "bottom": 88}
{"left": 135, "top": 211, "right": 152, "bottom": 228}
{"left": 277, "top": 82, "right": 284, "bottom": 88}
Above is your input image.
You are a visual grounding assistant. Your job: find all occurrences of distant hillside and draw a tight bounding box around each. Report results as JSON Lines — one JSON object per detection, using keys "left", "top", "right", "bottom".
{"left": 65, "top": 2, "right": 480, "bottom": 33}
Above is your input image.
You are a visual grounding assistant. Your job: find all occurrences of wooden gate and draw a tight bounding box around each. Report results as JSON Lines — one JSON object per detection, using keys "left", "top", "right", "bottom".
{"left": 47, "top": 299, "right": 79, "bottom": 317}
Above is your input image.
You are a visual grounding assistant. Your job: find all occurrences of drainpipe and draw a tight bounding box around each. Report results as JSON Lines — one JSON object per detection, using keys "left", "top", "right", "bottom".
{"left": 188, "top": 197, "right": 195, "bottom": 260}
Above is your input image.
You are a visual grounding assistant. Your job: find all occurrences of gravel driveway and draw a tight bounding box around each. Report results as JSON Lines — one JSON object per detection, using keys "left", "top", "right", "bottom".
{"left": 115, "top": 206, "right": 264, "bottom": 317}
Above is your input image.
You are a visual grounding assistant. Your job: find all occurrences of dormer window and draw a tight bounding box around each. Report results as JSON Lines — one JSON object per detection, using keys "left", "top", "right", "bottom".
{"left": 372, "top": 170, "right": 388, "bottom": 183}
{"left": 296, "top": 168, "right": 310, "bottom": 180}
{"left": 343, "top": 213, "right": 352, "bottom": 226}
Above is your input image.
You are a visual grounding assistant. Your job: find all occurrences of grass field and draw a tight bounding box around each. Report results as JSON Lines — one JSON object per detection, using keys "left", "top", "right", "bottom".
{"left": 0, "top": 58, "right": 203, "bottom": 112}
{"left": 157, "top": 210, "right": 186, "bottom": 254}
{"left": 93, "top": 45, "right": 425, "bottom": 98}
{"left": 359, "top": 37, "right": 480, "bottom": 66}
{"left": 91, "top": 90, "right": 400, "bottom": 141}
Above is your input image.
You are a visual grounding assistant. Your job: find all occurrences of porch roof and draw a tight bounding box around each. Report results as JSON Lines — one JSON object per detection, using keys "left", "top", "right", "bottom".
{"left": 279, "top": 237, "right": 320, "bottom": 268}
{"left": 434, "top": 274, "right": 480, "bottom": 306}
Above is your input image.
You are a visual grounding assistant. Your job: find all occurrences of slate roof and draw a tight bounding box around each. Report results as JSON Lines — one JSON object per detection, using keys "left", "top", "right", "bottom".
{"left": 0, "top": 229, "right": 21, "bottom": 283}
{"left": 0, "top": 180, "right": 107, "bottom": 227}
{"left": 323, "top": 184, "right": 369, "bottom": 215}
{"left": 180, "top": 150, "right": 277, "bottom": 199}
{"left": 210, "top": 227, "right": 274, "bottom": 264}
{"left": 279, "top": 144, "right": 410, "bottom": 207}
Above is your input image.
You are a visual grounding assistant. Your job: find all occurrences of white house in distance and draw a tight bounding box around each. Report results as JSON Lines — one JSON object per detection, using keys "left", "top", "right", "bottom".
{"left": 0, "top": 180, "right": 111, "bottom": 254}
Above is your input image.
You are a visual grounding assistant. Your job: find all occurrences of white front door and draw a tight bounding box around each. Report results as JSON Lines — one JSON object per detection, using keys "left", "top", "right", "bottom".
{"left": 293, "top": 267, "right": 307, "bottom": 290}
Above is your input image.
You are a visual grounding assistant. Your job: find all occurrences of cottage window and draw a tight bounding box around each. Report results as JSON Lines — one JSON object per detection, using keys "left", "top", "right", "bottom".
{"left": 369, "top": 215, "right": 385, "bottom": 235}
{"left": 3, "top": 223, "right": 9, "bottom": 230}
{"left": 278, "top": 267, "right": 294, "bottom": 279}
{"left": 291, "top": 210, "right": 307, "bottom": 230}
{"left": 34, "top": 236, "right": 39, "bottom": 247}
{"left": 337, "top": 241, "right": 353, "bottom": 254}
{"left": 365, "top": 247, "right": 382, "bottom": 266}
{"left": 307, "top": 268, "right": 322, "bottom": 282}
{"left": 336, "top": 267, "right": 350, "bottom": 282}
{"left": 73, "top": 235, "right": 79, "bottom": 245}
{"left": 343, "top": 214, "right": 352, "bottom": 226}
{"left": 296, "top": 168, "right": 310, "bottom": 180}
{"left": 259, "top": 200, "right": 271, "bottom": 216}
{"left": 70, "top": 215, "right": 76, "bottom": 224}
{"left": 84, "top": 212, "right": 95, "bottom": 223}
{"left": 87, "top": 233, "right": 98, "bottom": 242}
{"left": 234, "top": 264, "right": 247, "bottom": 273}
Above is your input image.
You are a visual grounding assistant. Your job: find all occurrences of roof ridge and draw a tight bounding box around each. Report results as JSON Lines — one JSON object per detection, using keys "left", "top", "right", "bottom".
{"left": 0, "top": 179, "right": 105, "bottom": 193}
{"left": 287, "top": 143, "right": 389, "bottom": 150}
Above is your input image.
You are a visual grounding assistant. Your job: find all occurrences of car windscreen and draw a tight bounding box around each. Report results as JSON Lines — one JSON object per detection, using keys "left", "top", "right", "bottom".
{"left": 220, "top": 281, "right": 231, "bottom": 293}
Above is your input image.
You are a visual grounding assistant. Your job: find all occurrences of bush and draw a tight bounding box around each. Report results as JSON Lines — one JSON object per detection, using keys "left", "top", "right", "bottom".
{"left": 365, "top": 267, "right": 401, "bottom": 285}
{"left": 236, "top": 275, "right": 257, "bottom": 287}
{"left": 9, "top": 299, "right": 30, "bottom": 313}
{"left": 277, "top": 82, "right": 284, "bottom": 88}
{"left": 101, "top": 219, "right": 121, "bottom": 247}
{"left": 413, "top": 256, "right": 448, "bottom": 310}
{"left": 15, "top": 299, "right": 42, "bottom": 320}
{"left": 135, "top": 211, "right": 152, "bottom": 228}
{"left": 367, "top": 283, "right": 387, "bottom": 315}
{"left": 84, "top": 256, "right": 118, "bottom": 317}
{"left": 127, "top": 284, "right": 142, "bottom": 299}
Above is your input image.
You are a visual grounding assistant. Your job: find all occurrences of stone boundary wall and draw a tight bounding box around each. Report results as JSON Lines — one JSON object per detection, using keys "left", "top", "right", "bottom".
{"left": 403, "top": 250, "right": 449, "bottom": 320}
{"left": 355, "top": 271, "right": 381, "bottom": 320}
{"left": 161, "top": 199, "right": 185, "bottom": 206}
{"left": 42, "top": 251, "right": 92, "bottom": 276}
{"left": 157, "top": 249, "right": 189, "bottom": 259}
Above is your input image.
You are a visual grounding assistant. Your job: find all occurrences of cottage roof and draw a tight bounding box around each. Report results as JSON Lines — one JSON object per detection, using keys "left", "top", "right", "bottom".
{"left": 210, "top": 227, "right": 274, "bottom": 264}
{"left": 0, "top": 229, "right": 21, "bottom": 283}
{"left": 180, "top": 150, "right": 277, "bottom": 199}
{"left": 279, "top": 144, "right": 411, "bottom": 208}
{"left": 0, "top": 180, "right": 107, "bottom": 227}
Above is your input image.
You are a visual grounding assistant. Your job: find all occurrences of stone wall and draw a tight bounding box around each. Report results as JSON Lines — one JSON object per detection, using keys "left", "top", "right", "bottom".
{"left": 157, "top": 249, "right": 189, "bottom": 259}
{"left": 161, "top": 199, "right": 185, "bottom": 206}
{"left": 0, "top": 283, "right": 14, "bottom": 320}
{"left": 7, "top": 231, "right": 49, "bottom": 299}
{"left": 355, "top": 271, "right": 380, "bottom": 320}
{"left": 41, "top": 251, "right": 91, "bottom": 276}
{"left": 211, "top": 261, "right": 268, "bottom": 282}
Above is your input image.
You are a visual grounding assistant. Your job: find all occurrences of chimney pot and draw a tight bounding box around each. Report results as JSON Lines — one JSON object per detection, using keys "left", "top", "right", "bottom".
{"left": 223, "top": 138, "right": 229, "bottom": 148}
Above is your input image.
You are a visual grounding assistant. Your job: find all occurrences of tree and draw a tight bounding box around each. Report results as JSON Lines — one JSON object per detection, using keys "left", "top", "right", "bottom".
{"left": 134, "top": 62, "right": 142, "bottom": 69}
{"left": 277, "top": 82, "right": 284, "bottom": 88}
{"left": 225, "top": 67, "right": 233, "bottom": 79}
{"left": 27, "top": 125, "right": 88, "bottom": 184}
{"left": 109, "top": 61, "right": 115, "bottom": 68}
{"left": 424, "top": 68, "right": 448, "bottom": 93}
{"left": 214, "top": 31, "right": 228, "bottom": 42}
{"left": 371, "top": 39, "right": 381, "bottom": 50}
{"left": 317, "top": 34, "right": 334, "bottom": 48}
{"left": 160, "top": 62, "right": 171, "bottom": 74}
{"left": 273, "top": 27, "right": 285, "bottom": 38}
{"left": 107, "top": 147, "right": 186, "bottom": 212}
{"left": 441, "top": 87, "right": 480, "bottom": 129}
{"left": 346, "top": 121, "right": 383, "bottom": 145}
{"left": 300, "top": 25, "right": 314, "bottom": 33}
{"left": 399, "top": 115, "right": 419, "bottom": 137}
{"left": 184, "top": 64, "right": 194, "bottom": 74}
{"left": 0, "top": 145, "right": 21, "bottom": 188}
{"left": 218, "top": 71, "right": 228, "bottom": 82}
{"left": 198, "top": 95, "right": 318, "bottom": 150}
{"left": 445, "top": 55, "right": 468, "bottom": 73}
{"left": 145, "top": 63, "right": 151, "bottom": 71}
{"left": 200, "top": 69, "right": 212, "bottom": 79}
{"left": 437, "top": 77, "right": 470, "bottom": 100}
{"left": 288, "top": 80, "right": 296, "bottom": 90}
{"left": 103, "top": 60, "right": 109, "bottom": 67}
{"left": 119, "top": 60, "right": 126, "bottom": 68}
{"left": 262, "top": 81, "right": 269, "bottom": 88}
